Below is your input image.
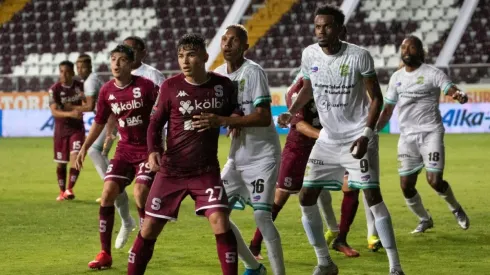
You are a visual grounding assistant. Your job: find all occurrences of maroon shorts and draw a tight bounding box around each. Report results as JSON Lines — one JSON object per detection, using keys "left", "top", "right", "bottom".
{"left": 104, "top": 149, "right": 155, "bottom": 189}
{"left": 53, "top": 131, "right": 85, "bottom": 163}
{"left": 145, "top": 171, "right": 229, "bottom": 221}
{"left": 276, "top": 149, "right": 309, "bottom": 193}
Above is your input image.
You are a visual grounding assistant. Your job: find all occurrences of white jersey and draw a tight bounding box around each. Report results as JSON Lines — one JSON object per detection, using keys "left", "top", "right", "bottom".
{"left": 384, "top": 63, "right": 452, "bottom": 135}
{"left": 215, "top": 59, "right": 281, "bottom": 169}
{"left": 131, "top": 63, "right": 165, "bottom": 87}
{"left": 83, "top": 72, "right": 104, "bottom": 113}
{"left": 301, "top": 42, "right": 376, "bottom": 144}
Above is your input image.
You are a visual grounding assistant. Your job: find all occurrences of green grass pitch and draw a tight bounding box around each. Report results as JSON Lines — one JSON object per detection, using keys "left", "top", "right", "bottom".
{"left": 0, "top": 134, "right": 488, "bottom": 274}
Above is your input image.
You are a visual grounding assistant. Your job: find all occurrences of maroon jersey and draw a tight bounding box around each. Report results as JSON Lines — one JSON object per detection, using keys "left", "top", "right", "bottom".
{"left": 49, "top": 80, "right": 85, "bottom": 137}
{"left": 94, "top": 75, "right": 159, "bottom": 153}
{"left": 284, "top": 76, "right": 321, "bottom": 151}
{"left": 148, "top": 73, "right": 239, "bottom": 178}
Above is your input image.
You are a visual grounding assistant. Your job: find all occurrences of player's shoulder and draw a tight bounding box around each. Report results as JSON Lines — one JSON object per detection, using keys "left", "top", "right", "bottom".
{"left": 420, "top": 63, "right": 443, "bottom": 74}
{"left": 73, "top": 79, "right": 84, "bottom": 88}
{"left": 99, "top": 79, "right": 116, "bottom": 93}
{"left": 242, "top": 59, "right": 267, "bottom": 79}
{"left": 49, "top": 82, "right": 62, "bottom": 92}
{"left": 303, "top": 43, "right": 320, "bottom": 54}
{"left": 209, "top": 71, "right": 233, "bottom": 84}
{"left": 344, "top": 42, "right": 371, "bottom": 57}
{"left": 134, "top": 75, "right": 157, "bottom": 88}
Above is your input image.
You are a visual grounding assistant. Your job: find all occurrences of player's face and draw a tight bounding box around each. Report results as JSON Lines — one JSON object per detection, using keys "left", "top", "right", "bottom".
{"left": 76, "top": 61, "right": 91, "bottom": 80}
{"left": 123, "top": 39, "right": 146, "bottom": 68}
{"left": 401, "top": 38, "right": 422, "bottom": 66}
{"left": 314, "top": 15, "right": 341, "bottom": 47}
{"left": 110, "top": 52, "right": 132, "bottom": 79}
{"left": 220, "top": 28, "right": 248, "bottom": 62}
{"left": 59, "top": 65, "right": 74, "bottom": 84}
{"left": 178, "top": 46, "right": 208, "bottom": 77}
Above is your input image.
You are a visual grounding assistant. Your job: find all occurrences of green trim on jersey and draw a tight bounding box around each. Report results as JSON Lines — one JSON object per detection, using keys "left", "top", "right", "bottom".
{"left": 442, "top": 82, "right": 454, "bottom": 95}
{"left": 361, "top": 71, "right": 377, "bottom": 77}
{"left": 384, "top": 97, "right": 397, "bottom": 105}
{"left": 348, "top": 181, "right": 380, "bottom": 190}
{"left": 253, "top": 96, "right": 272, "bottom": 107}
{"left": 398, "top": 164, "right": 424, "bottom": 176}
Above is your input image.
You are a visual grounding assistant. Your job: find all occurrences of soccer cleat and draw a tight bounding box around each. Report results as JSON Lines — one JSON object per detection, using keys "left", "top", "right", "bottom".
{"left": 411, "top": 217, "right": 434, "bottom": 234}
{"left": 367, "top": 235, "right": 383, "bottom": 252}
{"left": 88, "top": 251, "right": 112, "bottom": 270}
{"left": 453, "top": 206, "right": 470, "bottom": 230}
{"left": 63, "top": 189, "right": 75, "bottom": 200}
{"left": 243, "top": 263, "right": 267, "bottom": 275}
{"left": 115, "top": 217, "right": 137, "bottom": 249}
{"left": 332, "top": 238, "right": 360, "bottom": 257}
{"left": 389, "top": 269, "right": 405, "bottom": 275}
{"left": 249, "top": 242, "right": 264, "bottom": 260}
{"left": 324, "top": 230, "right": 339, "bottom": 246}
{"left": 56, "top": 192, "right": 65, "bottom": 201}
{"left": 312, "top": 263, "right": 339, "bottom": 275}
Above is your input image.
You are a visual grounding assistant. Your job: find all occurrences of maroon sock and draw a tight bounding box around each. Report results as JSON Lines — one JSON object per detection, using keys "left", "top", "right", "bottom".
{"left": 128, "top": 232, "right": 156, "bottom": 275}
{"left": 137, "top": 207, "right": 145, "bottom": 229}
{"left": 250, "top": 203, "right": 283, "bottom": 247}
{"left": 338, "top": 190, "right": 360, "bottom": 242}
{"left": 68, "top": 168, "right": 80, "bottom": 190}
{"left": 99, "top": 206, "right": 115, "bottom": 255}
{"left": 56, "top": 165, "right": 67, "bottom": 192}
{"left": 216, "top": 230, "right": 238, "bottom": 275}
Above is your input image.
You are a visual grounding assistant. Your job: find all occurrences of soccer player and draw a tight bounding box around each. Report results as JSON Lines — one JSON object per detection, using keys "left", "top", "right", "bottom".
{"left": 248, "top": 70, "right": 363, "bottom": 259}
{"left": 76, "top": 53, "right": 138, "bottom": 250}
{"left": 193, "top": 24, "right": 283, "bottom": 275}
{"left": 74, "top": 44, "right": 159, "bottom": 270}
{"left": 48, "top": 60, "right": 85, "bottom": 201}
{"left": 127, "top": 33, "right": 239, "bottom": 275}
{"left": 124, "top": 36, "right": 166, "bottom": 86}
{"left": 376, "top": 35, "right": 469, "bottom": 233}
{"left": 278, "top": 5, "right": 404, "bottom": 274}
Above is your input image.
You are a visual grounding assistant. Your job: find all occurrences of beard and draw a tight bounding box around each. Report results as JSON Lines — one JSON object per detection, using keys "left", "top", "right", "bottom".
{"left": 402, "top": 56, "right": 421, "bottom": 67}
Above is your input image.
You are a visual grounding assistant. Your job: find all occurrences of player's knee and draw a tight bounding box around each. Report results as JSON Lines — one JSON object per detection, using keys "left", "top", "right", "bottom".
{"left": 363, "top": 188, "right": 383, "bottom": 207}
{"left": 133, "top": 184, "right": 150, "bottom": 208}
{"left": 100, "top": 181, "right": 121, "bottom": 206}
{"left": 426, "top": 172, "right": 445, "bottom": 191}
{"left": 57, "top": 163, "right": 67, "bottom": 169}
{"left": 207, "top": 211, "right": 230, "bottom": 234}
{"left": 141, "top": 216, "right": 166, "bottom": 239}
{"left": 299, "top": 187, "right": 321, "bottom": 206}
{"left": 254, "top": 209, "right": 273, "bottom": 225}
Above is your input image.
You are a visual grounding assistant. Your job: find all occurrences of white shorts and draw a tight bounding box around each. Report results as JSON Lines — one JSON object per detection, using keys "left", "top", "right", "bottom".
{"left": 90, "top": 125, "right": 118, "bottom": 154}
{"left": 303, "top": 136, "right": 380, "bottom": 190}
{"left": 398, "top": 132, "right": 445, "bottom": 176}
{"left": 221, "top": 159, "right": 279, "bottom": 212}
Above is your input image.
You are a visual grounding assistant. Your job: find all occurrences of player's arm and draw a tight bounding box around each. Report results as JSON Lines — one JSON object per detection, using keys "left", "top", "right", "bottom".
{"left": 439, "top": 76, "right": 468, "bottom": 104}
{"left": 48, "top": 89, "right": 81, "bottom": 119}
{"left": 296, "top": 121, "right": 320, "bottom": 139}
{"left": 375, "top": 75, "right": 398, "bottom": 132}
{"left": 76, "top": 96, "right": 96, "bottom": 112}
{"left": 147, "top": 83, "right": 170, "bottom": 171}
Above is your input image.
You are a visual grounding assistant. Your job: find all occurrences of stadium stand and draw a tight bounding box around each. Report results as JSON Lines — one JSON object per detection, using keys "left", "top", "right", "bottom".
{"left": 0, "top": 0, "right": 488, "bottom": 91}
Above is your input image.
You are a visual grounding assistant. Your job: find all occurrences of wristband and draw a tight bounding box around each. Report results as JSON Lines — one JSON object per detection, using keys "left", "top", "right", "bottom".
{"left": 362, "top": 127, "right": 374, "bottom": 140}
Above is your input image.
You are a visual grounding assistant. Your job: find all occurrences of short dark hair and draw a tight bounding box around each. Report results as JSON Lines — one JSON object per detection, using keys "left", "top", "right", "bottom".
{"left": 226, "top": 24, "right": 248, "bottom": 43}
{"left": 177, "top": 33, "right": 206, "bottom": 51}
{"left": 124, "top": 36, "right": 146, "bottom": 50}
{"left": 59, "top": 60, "right": 74, "bottom": 71}
{"left": 110, "top": 44, "right": 135, "bottom": 61}
{"left": 76, "top": 53, "right": 92, "bottom": 66}
{"left": 315, "top": 4, "right": 345, "bottom": 26}
{"left": 405, "top": 35, "right": 425, "bottom": 62}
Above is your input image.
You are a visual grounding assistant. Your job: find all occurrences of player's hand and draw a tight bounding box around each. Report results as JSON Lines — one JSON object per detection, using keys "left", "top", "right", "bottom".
{"left": 277, "top": 112, "right": 292, "bottom": 128}
{"left": 453, "top": 91, "right": 468, "bottom": 104}
{"left": 102, "top": 134, "right": 116, "bottom": 156}
{"left": 69, "top": 109, "right": 83, "bottom": 119}
{"left": 192, "top": 113, "right": 223, "bottom": 132}
{"left": 148, "top": 152, "right": 161, "bottom": 172}
{"left": 350, "top": 136, "right": 369, "bottom": 159}
{"left": 75, "top": 146, "right": 87, "bottom": 170}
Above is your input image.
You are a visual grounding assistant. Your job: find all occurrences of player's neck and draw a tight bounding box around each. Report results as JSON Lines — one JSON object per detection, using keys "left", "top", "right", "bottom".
{"left": 115, "top": 75, "right": 132, "bottom": 87}
{"left": 185, "top": 71, "right": 210, "bottom": 85}
{"left": 404, "top": 63, "right": 422, "bottom": 73}
{"left": 321, "top": 40, "right": 342, "bottom": 55}
{"left": 61, "top": 80, "right": 73, "bottom": 87}
{"left": 226, "top": 57, "right": 246, "bottom": 74}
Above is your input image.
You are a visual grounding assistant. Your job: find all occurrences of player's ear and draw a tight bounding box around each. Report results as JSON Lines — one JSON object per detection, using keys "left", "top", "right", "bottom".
{"left": 243, "top": 43, "right": 249, "bottom": 52}
{"left": 203, "top": 52, "right": 209, "bottom": 63}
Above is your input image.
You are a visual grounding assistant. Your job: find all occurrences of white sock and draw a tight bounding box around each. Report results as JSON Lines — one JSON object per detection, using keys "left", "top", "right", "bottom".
{"left": 114, "top": 191, "right": 132, "bottom": 226}
{"left": 88, "top": 147, "right": 109, "bottom": 180}
{"left": 405, "top": 192, "right": 430, "bottom": 221}
{"left": 254, "top": 210, "right": 285, "bottom": 275}
{"left": 438, "top": 184, "right": 461, "bottom": 212}
{"left": 301, "top": 205, "right": 333, "bottom": 267}
{"left": 229, "top": 220, "right": 260, "bottom": 270}
{"left": 317, "top": 190, "right": 339, "bottom": 232}
{"left": 362, "top": 192, "right": 377, "bottom": 239}
{"left": 370, "top": 202, "right": 402, "bottom": 271}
